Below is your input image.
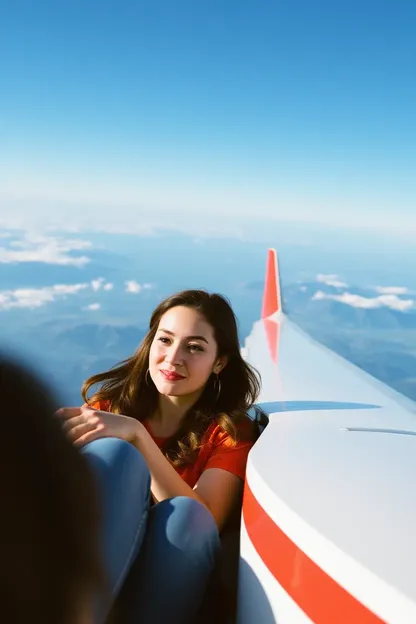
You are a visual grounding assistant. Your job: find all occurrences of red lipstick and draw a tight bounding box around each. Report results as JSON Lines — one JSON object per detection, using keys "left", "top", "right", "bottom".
{"left": 160, "top": 370, "right": 185, "bottom": 381}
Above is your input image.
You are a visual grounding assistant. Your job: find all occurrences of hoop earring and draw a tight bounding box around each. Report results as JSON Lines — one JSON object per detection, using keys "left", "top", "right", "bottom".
{"left": 145, "top": 369, "right": 151, "bottom": 386}
{"left": 213, "top": 374, "right": 221, "bottom": 402}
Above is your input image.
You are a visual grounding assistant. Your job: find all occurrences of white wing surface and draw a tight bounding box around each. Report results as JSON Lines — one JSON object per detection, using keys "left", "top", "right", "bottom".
{"left": 238, "top": 248, "right": 416, "bottom": 624}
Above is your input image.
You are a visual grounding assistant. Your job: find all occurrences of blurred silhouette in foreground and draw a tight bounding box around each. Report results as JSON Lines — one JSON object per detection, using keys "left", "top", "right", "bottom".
{"left": 0, "top": 353, "right": 103, "bottom": 624}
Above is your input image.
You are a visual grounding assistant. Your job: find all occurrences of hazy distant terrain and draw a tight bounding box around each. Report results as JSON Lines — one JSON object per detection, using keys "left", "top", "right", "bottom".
{"left": 1, "top": 226, "right": 415, "bottom": 405}
{"left": 284, "top": 283, "right": 416, "bottom": 403}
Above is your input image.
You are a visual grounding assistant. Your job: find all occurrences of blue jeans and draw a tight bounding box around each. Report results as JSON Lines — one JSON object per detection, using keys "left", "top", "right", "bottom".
{"left": 81, "top": 438, "right": 220, "bottom": 624}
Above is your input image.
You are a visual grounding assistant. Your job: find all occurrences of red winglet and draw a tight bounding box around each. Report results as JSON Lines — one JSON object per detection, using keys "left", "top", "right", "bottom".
{"left": 261, "top": 248, "right": 280, "bottom": 319}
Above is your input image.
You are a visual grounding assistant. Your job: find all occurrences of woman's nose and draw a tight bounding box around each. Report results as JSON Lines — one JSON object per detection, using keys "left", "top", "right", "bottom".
{"left": 165, "top": 345, "right": 183, "bottom": 364}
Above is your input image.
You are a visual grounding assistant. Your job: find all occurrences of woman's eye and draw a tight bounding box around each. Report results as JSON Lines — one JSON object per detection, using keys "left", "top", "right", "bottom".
{"left": 158, "top": 337, "right": 170, "bottom": 344}
{"left": 189, "top": 344, "right": 203, "bottom": 352}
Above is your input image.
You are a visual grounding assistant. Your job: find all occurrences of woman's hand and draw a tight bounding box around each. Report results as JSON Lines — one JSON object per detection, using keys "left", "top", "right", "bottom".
{"left": 55, "top": 405, "right": 142, "bottom": 448}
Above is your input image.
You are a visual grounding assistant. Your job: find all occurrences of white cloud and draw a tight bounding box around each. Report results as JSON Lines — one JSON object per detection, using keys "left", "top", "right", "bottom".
{"left": 0, "top": 283, "right": 88, "bottom": 311}
{"left": 91, "top": 278, "right": 105, "bottom": 291}
{"left": 91, "top": 278, "right": 113, "bottom": 292}
{"left": 0, "top": 232, "right": 91, "bottom": 266}
{"left": 52, "top": 284, "right": 88, "bottom": 295}
{"left": 316, "top": 274, "right": 348, "bottom": 288}
{"left": 85, "top": 302, "right": 101, "bottom": 311}
{"left": 312, "top": 290, "right": 414, "bottom": 312}
{"left": 125, "top": 280, "right": 142, "bottom": 294}
{"left": 125, "top": 281, "right": 153, "bottom": 294}
{"left": 374, "top": 286, "right": 410, "bottom": 295}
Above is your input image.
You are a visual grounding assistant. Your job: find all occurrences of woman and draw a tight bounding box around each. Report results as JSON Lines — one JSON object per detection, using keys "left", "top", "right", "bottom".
{"left": 57, "top": 289, "right": 260, "bottom": 623}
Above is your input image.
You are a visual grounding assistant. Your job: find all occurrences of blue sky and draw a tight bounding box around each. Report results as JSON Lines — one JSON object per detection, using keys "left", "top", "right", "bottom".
{"left": 1, "top": 0, "right": 415, "bottom": 234}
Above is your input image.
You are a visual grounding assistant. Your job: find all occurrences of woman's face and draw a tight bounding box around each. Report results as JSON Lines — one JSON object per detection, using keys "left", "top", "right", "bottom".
{"left": 149, "top": 306, "right": 225, "bottom": 398}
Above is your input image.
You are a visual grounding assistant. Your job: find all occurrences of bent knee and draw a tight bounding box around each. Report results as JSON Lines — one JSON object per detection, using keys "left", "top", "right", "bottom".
{"left": 152, "top": 496, "right": 220, "bottom": 554}
{"left": 171, "top": 496, "right": 217, "bottom": 527}
{"left": 82, "top": 437, "right": 150, "bottom": 484}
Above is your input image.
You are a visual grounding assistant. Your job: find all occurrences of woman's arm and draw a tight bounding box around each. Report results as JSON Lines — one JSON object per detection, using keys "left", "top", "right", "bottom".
{"left": 134, "top": 423, "right": 243, "bottom": 531}
{"left": 57, "top": 405, "right": 244, "bottom": 530}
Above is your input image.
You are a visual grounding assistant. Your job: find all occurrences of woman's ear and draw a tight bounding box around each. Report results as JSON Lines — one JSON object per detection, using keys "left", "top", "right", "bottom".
{"left": 214, "top": 356, "right": 228, "bottom": 375}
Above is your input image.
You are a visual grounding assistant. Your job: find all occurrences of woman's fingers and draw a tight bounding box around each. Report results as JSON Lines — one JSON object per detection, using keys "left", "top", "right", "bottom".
{"left": 55, "top": 407, "right": 82, "bottom": 420}
{"left": 66, "top": 420, "right": 105, "bottom": 443}
{"left": 73, "top": 426, "right": 107, "bottom": 448}
{"left": 61, "top": 413, "right": 99, "bottom": 432}
{"left": 60, "top": 408, "right": 102, "bottom": 441}
{"left": 54, "top": 405, "right": 111, "bottom": 447}
{"left": 65, "top": 421, "right": 92, "bottom": 442}
{"left": 55, "top": 405, "right": 131, "bottom": 447}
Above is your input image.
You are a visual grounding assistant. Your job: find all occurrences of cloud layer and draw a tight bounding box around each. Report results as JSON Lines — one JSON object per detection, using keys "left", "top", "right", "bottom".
{"left": 374, "top": 286, "right": 410, "bottom": 295}
{"left": 316, "top": 274, "right": 348, "bottom": 288}
{"left": 309, "top": 272, "right": 415, "bottom": 313}
{"left": 0, "top": 232, "right": 91, "bottom": 266}
{"left": 312, "top": 290, "right": 414, "bottom": 312}
{"left": 0, "top": 283, "right": 89, "bottom": 310}
{"left": 0, "top": 276, "right": 154, "bottom": 311}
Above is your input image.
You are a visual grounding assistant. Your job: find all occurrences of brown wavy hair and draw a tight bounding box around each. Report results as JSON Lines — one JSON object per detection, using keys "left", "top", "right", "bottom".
{"left": 82, "top": 289, "right": 261, "bottom": 466}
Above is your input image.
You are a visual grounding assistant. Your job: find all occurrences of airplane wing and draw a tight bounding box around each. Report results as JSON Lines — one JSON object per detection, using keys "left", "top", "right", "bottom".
{"left": 238, "top": 248, "right": 416, "bottom": 624}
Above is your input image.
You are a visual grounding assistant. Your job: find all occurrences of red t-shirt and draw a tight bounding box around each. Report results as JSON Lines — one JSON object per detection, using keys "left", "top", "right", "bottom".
{"left": 91, "top": 400, "right": 254, "bottom": 488}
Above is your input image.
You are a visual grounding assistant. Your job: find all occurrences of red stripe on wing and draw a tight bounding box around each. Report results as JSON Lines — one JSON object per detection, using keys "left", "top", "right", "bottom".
{"left": 243, "top": 482, "right": 384, "bottom": 623}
